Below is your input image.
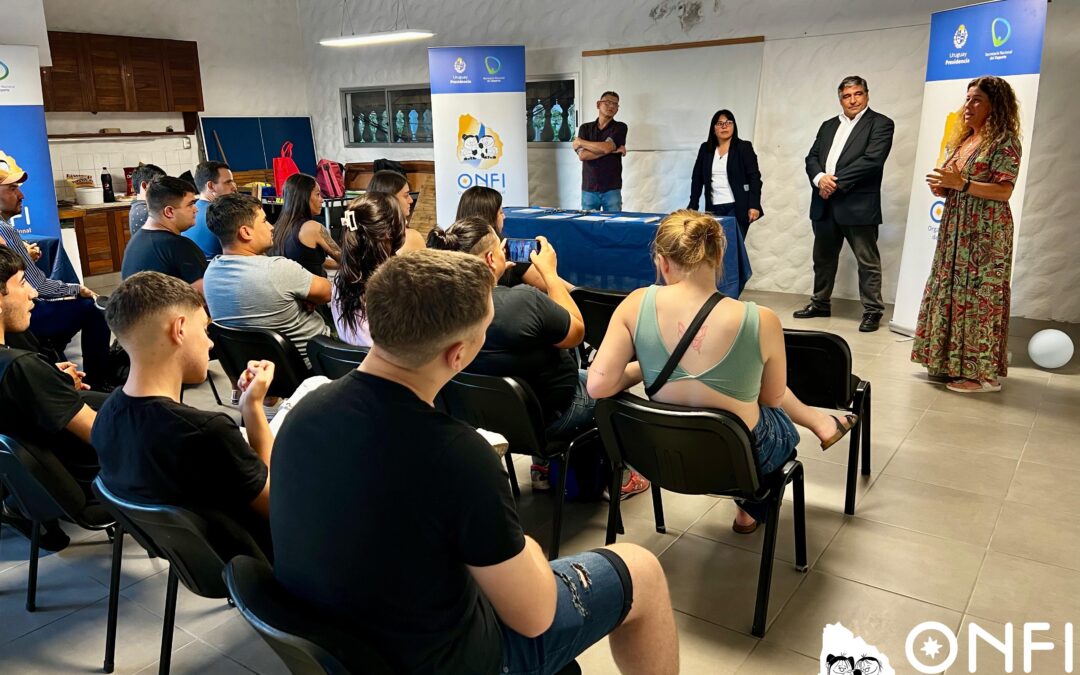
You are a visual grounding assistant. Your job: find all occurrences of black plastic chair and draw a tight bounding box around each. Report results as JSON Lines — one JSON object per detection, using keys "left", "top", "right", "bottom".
{"left": 224, "top": 555, "right": 392, "bottom": 674}
{"left": 209, "top": 322, "right": 312, "bottom": 399}
{"left": 92, "top": 477, "right": 268, "bottom": 675}
{"left": 438, "top": 372, "right": 595, "bottom": 560}
{"left": 0, "top": 435, "right": 114, "bottom": 612}
{"left": 594, "top": 393, "right": 807, "bottom": 638}
{"left": 783, "top": 329, "right": 871, "bottom": 515}
{"left": 569, "top": 287, "right": 628, "bottom": 363}
{"left": 307, "top": 335, "right": 368, "bottom": 379}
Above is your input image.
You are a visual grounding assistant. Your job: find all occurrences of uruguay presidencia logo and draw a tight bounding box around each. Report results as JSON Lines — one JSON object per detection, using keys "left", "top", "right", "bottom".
{"left": 991, "top": 17, "right": 1011, "bottom": 47}
{"left": 484, "top": 56, "right": 501, "bottom": 75}
{"left": 456, "top": 114, "right": 503, "bottom": 170}
{"left": 953, "top": 24, "right": 968, "bottom": 49}
{"left": 453, "top": 57, "right": 466, "bottom": 74}
{"left": 0, "top": 61, "right": 10, "bottom": 81}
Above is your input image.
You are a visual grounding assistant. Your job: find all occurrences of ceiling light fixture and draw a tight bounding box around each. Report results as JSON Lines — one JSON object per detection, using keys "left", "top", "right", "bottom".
{"left": 321, "top": 0, "right": 434, "bottom": 48}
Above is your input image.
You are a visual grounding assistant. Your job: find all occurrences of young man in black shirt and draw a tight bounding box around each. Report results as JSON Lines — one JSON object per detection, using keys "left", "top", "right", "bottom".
{"left": 91, "top": 271, "right": 274, "bottom": 553}
{"left": 127, "top": 163, "right": 166, "bottom": 235}
{"left": 0, "top": 246, "right": 100, "bottom": 551}
{"left": 573, "top": 90, "right": 629, "bottom": 212}
{"left": 272, "top": 250, "right": 678, "bottom": 675}
{"left": 120, "top": 176, "right": 208, "bottom": 296}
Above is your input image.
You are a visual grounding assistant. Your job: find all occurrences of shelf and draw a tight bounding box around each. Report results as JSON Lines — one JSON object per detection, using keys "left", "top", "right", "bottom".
{"left": 48, "top": 132, "right": 191, "bottom": 140}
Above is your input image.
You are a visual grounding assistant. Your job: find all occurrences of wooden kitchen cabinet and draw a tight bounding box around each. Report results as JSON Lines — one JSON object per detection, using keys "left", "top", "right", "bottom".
{"left": 41, "top": 31, "right": 90, "bottom": 112}
{"left": 66, "top": 205, "right": 133, "bottom": 276}
{"left": 85, "top": 34, "right": 132, "bottom": 112}
{"left": 127, "top": 37, "right": 169, "bottom": 112}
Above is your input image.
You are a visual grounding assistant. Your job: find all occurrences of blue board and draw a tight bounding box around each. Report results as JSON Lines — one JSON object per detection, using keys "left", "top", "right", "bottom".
{"left": 200, "top": 116, "right": 317, "bottom": 176}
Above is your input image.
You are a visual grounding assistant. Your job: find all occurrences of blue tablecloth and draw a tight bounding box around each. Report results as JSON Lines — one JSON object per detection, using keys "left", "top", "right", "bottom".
{"left": 502, "top": 209, "right": 752, "bottom": 298}
{"left": 25, "top": 234, "right": 80, "bottom": 284}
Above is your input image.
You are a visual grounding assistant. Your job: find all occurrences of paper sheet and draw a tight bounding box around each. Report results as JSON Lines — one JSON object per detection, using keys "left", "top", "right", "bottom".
{"left": 510, "top": 208, "right": 546, "bottom": 214}
{"left": 538, "top": 213, "right": 576, "bottom": 220}
{"left": 575, "top": 215, "right": 612, "bottom": 221}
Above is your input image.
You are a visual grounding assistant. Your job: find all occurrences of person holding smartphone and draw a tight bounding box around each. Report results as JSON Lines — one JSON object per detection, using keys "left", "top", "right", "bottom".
{"left": 427, "top": 218, "right": 650, "bottom": 499}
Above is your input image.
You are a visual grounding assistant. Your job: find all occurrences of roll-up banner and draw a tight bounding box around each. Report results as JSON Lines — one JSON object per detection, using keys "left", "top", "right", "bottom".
{"left": 428, "top": 46, "right": 527, "bottom": 228}
{"left": 0, "top": 44, "right": 60, "bottom": 237}
{"left": 891, "top": 0, "right": 1046, "bottom": 334}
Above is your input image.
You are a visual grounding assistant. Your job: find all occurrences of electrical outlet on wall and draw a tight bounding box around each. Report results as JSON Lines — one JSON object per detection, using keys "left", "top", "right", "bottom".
{"left": 182, "top": 137, "right": 191, "bottom": 149}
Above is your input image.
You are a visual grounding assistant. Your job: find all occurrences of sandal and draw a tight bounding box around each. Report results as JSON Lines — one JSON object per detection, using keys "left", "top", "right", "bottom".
{"left": 821, "top": 414, "right": 859, "bottom": 451}
{"left": 946, "top": 379, "right": 1002, "bottom": 393}
{"left": 732, "top": 518, "right": 759, "bottom": 535}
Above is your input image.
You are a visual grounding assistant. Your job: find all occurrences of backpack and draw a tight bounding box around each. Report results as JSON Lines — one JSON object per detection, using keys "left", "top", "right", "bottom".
{"left": 316, "top": 159, "right": 346, "bottom": 198}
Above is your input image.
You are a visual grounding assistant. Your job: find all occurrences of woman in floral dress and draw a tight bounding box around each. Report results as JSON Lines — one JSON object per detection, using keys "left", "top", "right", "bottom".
{"left": 912, "top": 75, "right": 1022, "bottom": 393}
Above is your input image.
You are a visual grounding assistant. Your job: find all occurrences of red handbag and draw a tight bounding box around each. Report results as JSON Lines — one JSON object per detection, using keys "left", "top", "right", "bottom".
{"left": 272, "top": 142, "right": 301, "bottom": 196}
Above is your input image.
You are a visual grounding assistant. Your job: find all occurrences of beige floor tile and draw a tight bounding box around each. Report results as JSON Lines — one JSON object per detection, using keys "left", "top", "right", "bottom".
{"left": 735, "top": 641, "right": 819, "bottom": 674}
{"left": 884, "top": 439, "right": 1019, "bottom": 499}
{"left": 990, "top": 502, "right": 1080, "bottom": 573}
{"left": 816, "top": 519, "right": 985, "bottom": 611}
{"left": 951, "top": 615, "right": 1078, "bottom": 675}
{"left": 576, "top": 610, "right": 758, "bottom": 675}
{"left": 967, "top": 552, "right": 1080, "bottom": 642}
{"left": 1048, "top": 373, "right": 1080, "bottom": 390}
{"left": 1039, "top": 380, "right": 1080, "bottom": 407}
{"left": 764, "top": 572, "right": 962, "bottom": 662}
{"left": 687, "top": 498, "right": 845, "bottom": 567}
{"left": 861, "top": 376, "right": 942, "bottom": 411}
{"left": 0, "top": 553, "right": 109, "bottom": 647}
{"left": 905, "top": 410, "right": 1031, "bottom": 459}
{"left": 659, "top": 533, "right": 808, "bottom": 635}
{"left": 134, "top": 640, "right": 253, "bottom": 675}
{"left": 1033, "top": 401, "right": 1080, "bottom": 434}
{"left": 556, "top": 503, "right": 684, "bottom": 559}
{"left": 1006, "top": 461, "right": 1080, "bottom": 517}
{"left": 787, "top": 455, "right": 878, "bottom": 514}
{"left": 1020, "top": 425, "right": 1080, "bottom": 472}
{"left": 927, "top": 378, "right": 1045, "bottom": 428}
{"left": 809, "top": 403, "right": 922, "bottom": 470}
{"left": 855, "top": 475, "right": 1002, "bottom": 546}
{"left": 617, "top": 489, "right": 720, "bottom": 533}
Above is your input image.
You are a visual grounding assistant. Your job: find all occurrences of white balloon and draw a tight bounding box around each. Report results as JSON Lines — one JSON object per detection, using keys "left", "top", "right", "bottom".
{"left": 1027, "top": 329, "right": 1074, "bottom": 370}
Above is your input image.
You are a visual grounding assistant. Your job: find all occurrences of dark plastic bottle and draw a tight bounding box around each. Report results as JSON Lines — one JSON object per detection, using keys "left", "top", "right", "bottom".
{"left": 101, "top": 167, "right": 116, "bottom": 203}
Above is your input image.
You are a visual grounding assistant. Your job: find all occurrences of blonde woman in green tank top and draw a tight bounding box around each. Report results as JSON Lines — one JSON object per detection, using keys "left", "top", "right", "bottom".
{"left": 588, "top": 210, "right": 856, "bottom": 533}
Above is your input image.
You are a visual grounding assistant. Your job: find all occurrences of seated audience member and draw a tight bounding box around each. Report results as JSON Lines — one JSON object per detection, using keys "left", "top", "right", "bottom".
{"left": 204, "top": 193, "right": 331, "bottom": 362}
{"left": 187, "top": 160, "right": 237, "bottom": 257}
{"left": 0, "top": 246, "right": 101, "bottom": 551}
{"left": 0, "top": 155, "right": 111, "bottom": 389}
{"left": 272, "top": 250, "right": 679, "bottom": 675}
{"left": 128, "top": 163, "right": 166, "bottom": 235}
{"left": 367, "top": 169, "right": 425, "bottom": 251}
{"left": 92, "top": 271, "right": 275, "bottom": 553}
{"left": 455, "top": 184, "right": 543, "bottom": 289}
{"left": 271, "top": 173, "right": 341, "bottom": 277}
{"left": 121, "top": 177, "right": 207, "bottom": 295}
{"left": 427, "top": 218, "right": 648, "bottom": 497}
{"left": 331, "top": 192, "right": 410, "bottom": 347}
{"left": 588, "top": 210, "right": 857, "bottom": 534}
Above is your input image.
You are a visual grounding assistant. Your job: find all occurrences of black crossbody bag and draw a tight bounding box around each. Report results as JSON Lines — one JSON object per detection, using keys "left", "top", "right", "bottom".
{"left": 644, "top": 292, "right": 725, "bottom": 399}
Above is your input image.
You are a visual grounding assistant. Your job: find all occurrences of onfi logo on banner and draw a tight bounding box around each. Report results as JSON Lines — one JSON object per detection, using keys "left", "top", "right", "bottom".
{"left": 819, "top": 623, "right": 894, "bottom": 674}
{"left": 953, "top": 24, "right": 968, "bottom": 49}
{"left": 455, "top": 113, "right": 507, "bottom": 190}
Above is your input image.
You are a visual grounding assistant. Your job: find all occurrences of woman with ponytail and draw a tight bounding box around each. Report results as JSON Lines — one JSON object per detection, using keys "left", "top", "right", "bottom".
{"left": 588, "top": 210, "right": 856, "bottom": 533}
{"left": 331, "top": 192, "right": 410, "bottom": 346}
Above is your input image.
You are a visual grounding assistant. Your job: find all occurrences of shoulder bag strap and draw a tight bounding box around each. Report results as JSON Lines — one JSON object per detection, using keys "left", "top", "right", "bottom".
{"left": 644, "top": 292, "right": 725, "bottom": 399}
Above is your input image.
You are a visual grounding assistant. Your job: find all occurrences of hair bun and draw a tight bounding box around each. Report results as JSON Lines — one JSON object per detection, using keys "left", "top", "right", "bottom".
{"left": 426, "top": 228, "right": 456, "bottom": 250}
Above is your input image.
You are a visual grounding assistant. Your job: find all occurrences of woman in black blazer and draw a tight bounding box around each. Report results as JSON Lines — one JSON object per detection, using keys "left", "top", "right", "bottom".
{"left": 688, "top": 109, "right": 763, "bottom": 238}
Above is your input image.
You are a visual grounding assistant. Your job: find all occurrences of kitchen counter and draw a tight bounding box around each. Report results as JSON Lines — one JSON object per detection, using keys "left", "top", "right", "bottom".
{"left": 58, "top": 201, "right": 134, "bottom": 220}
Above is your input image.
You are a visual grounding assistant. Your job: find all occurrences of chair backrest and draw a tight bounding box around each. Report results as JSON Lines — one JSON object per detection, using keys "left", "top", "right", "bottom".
{"left": 439, "top": 372, "right": 547, "bottom": 456}
{"left": 209, "top": 322, "right": 311, "bottom": 398}
{"left": 224, "top": 555, "right": 394, "bottom": 675}
{"left": 0, "top": 435, "right": 87, "bottom": 524}
{"left": 570, "top": 287, "right": 628, "bottom": 349}
{"left": 92, "top": 477, "right": 267, "bottom": 599}
{"left": 594, "top": 393, "right": 761, "bottom": 496}
{"left": 783, "top": 329, "right": 856, "bottom": 409}
{"left": 306, "top": 335, "right": 368, "bottom": 379}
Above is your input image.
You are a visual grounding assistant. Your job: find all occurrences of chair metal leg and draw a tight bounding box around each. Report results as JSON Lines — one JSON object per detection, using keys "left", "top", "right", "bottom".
{"left": 844, "top": 411, "right": 860, "bottom": 516}
{"left": 505, "top": 453, "right": 520, "bottom": 499}
{"left": 605, "top": 464, "right": 623, "bottom": 545}
{"left": 158, "top": 568, "right": 179, "bottom": 675}
{"left": 26, "top": 520, "right": 41, "bottom": 612}
{"left": 792, "top": 465, "right": 808, "bottom": 572}
{"left": 104, "top": 526, "right": 124, "bottom": 673}
{"left": 860, "top": 384, "right": 872, "bottom": 476}
{"left": 549, "top": 453, "right": 571, "bottom": 561}
{"left": 651, "top": 483, "right": 666, "bottom": 534}
{"left": 207, "top": 371, "right": 223, "bottom": 406}
{"left": 751, "top": 496, "right": 783, "bottom": 638}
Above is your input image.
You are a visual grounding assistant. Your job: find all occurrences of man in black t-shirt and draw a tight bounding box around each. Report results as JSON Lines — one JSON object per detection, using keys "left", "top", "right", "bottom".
{"left": 272, "top": 250, "right": 678, "bottom": 674}
{"left": 574, "top": 90, "right": 629, "bottom": 212}
{"left": 120, "top": 176, "right": 207, "bottom": 296}
{"left": 127, "top": 163, "right": 165, "bottom": 235}
{"left": 91, "top": 271, "right": 275, "bottom": 554}
{"left": 0, "top": 246, "right": 100, "bottom": 551}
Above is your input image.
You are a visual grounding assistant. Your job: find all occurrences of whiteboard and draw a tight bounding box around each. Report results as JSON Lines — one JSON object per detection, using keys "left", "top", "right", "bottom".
{"left": 581, "top": 41, "right": 765, "bottom": 150}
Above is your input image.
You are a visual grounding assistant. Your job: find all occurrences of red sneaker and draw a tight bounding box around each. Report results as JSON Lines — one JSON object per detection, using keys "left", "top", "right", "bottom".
{"left": 604, "top": 470, "right": 650, "bottom": 501}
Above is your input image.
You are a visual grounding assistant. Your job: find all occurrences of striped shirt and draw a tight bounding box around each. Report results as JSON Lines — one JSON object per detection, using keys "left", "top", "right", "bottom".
{"left": 0, "top": 217, "right": 79, "bottom": 299}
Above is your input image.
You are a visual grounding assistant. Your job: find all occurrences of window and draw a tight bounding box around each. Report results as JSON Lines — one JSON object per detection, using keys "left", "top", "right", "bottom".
{"left": 526, "top": 78, "right": 576, "bottom": 144}
{"left": 342, "top": 86, "right": 432, "bottom": 147}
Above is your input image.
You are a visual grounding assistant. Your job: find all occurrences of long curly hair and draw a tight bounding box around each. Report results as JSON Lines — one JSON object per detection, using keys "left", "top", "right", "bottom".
{"left": 333, "top": 192, "right": 406, "bottom": 334}
{"left": 947, "top": 75, "right": 1021, "bottom": 155}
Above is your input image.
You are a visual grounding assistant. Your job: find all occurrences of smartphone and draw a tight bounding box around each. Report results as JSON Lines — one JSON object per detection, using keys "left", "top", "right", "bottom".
{"left": 504, "top": 237, "right": 541, "bottom": 264}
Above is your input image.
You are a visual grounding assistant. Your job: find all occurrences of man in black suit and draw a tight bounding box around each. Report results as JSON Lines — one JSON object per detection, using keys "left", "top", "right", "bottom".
{"left": 795, "top": 76, "right": 894, "bottom": 332}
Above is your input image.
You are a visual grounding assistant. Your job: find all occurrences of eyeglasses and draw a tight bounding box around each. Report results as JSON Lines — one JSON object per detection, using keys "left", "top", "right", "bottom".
{"left": 599, "top": 99, "right": 620, "bottom": 108}
{"left": 715, "top": 120, "right": 733, "bottom": 128}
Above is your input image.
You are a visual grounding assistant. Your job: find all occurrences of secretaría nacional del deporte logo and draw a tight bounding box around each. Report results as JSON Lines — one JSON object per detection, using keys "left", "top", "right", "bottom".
{"left": 991, "top": 17, "right": 1012, "bottom": 48}
{"left": 953, "top": 24, "right": 969, "bottom": 49}
{"left": 0, "top": 61, "right": 10, "bottom": 81}
{"left": 456, "top": 114, "right": 503, "bottom": 170}
{"left": 484, "top": 56, "right": 501, "bottom": 75}
{"left": 453, "top": 56, "right": 466, "bottom": 74}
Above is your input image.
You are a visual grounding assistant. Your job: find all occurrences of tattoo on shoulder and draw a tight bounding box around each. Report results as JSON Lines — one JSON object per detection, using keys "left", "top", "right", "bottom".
{"left": 676, "top": 322, "right": 708, "bottom": 354}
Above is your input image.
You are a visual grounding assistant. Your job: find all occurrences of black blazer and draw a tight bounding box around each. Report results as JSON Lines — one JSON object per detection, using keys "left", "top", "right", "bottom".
{"left": 805, "top": 108, "right": 895, "bottom": 226}
{"left": 688, "top": 138, "right": 763, "bottom": 231}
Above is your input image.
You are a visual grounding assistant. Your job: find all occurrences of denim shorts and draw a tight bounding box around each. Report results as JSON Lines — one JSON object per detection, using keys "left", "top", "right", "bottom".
{"left": 753, "top": 405, "right": 799, "bottom": 475}
{"left": 499, "top": 549, "right": 633, "bottom": 675}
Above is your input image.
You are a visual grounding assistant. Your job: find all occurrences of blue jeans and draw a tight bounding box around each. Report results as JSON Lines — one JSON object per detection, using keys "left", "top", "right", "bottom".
{"left": 28, "top": 297, "right": 112, "bottom": 389}
{"left": 546, "top": 369, "right": 597, "bottom": 441}
{"left": 735, "top": 406, "right": 799, "bottom": 523}
{"left": 581, "top": 189, "right": 622, "bottom": 212}
{"left": 500, "top": 549, "right": 633, "bottom": 675}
